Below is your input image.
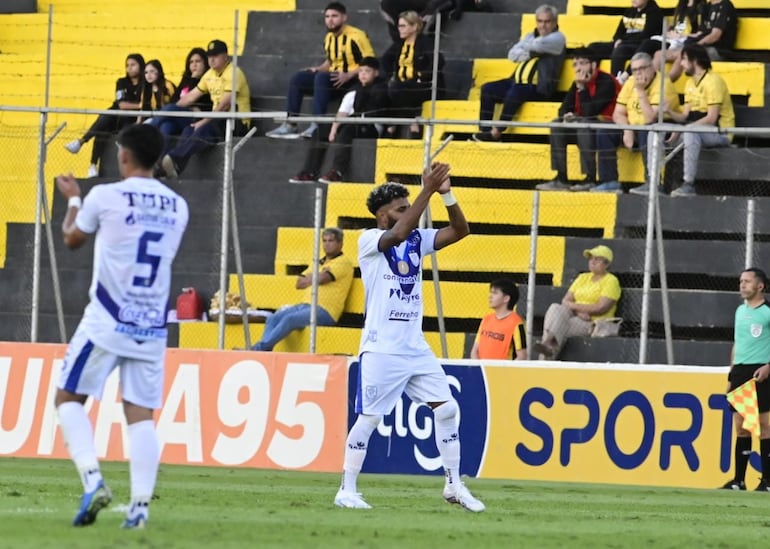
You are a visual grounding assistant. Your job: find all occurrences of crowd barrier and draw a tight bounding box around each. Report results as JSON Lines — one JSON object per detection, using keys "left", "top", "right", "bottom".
{"left": 1, "top": 343, "right": 757, "bottom": 489}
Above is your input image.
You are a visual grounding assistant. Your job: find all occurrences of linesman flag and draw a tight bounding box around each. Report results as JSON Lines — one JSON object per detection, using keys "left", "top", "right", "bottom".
{"left": 726, "top": 379, "right": 760, "bottom": 437}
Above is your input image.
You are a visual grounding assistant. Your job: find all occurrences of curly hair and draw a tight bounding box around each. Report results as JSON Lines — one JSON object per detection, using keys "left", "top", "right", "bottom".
{"left": 366, "top": 182, "right": 410, "bottom": 215}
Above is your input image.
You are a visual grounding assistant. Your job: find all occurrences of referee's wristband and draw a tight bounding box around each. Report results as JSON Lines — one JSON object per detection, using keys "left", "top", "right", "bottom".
{"left": 440, "top": 191, "right": 457, "bottom": 207}
{"left": 68, "top": 196, "right": 82, "bottom": 209}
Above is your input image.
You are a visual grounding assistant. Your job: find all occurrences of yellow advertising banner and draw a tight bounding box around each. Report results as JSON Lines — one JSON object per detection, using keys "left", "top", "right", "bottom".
{"left": 479, "top": 362, "right": 740, "bottom": 488}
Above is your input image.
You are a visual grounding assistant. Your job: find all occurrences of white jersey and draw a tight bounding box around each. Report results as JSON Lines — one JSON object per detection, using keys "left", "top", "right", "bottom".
{"left": 358, "top": 227, "right": 439, "bottom": 355}
{"left": 74, "top": 176, "right": 189, "bottom": 361}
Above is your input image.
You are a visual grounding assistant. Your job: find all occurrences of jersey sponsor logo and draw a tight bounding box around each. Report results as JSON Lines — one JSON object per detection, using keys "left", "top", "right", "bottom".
{"left": 348, "top": 362, "right": 487, "bottom": 476}
{"left": 481, "top": 329, "right": 505, "bottom": 341}
{"left": 118, "top": 304, "right": 166, "bottom": 328}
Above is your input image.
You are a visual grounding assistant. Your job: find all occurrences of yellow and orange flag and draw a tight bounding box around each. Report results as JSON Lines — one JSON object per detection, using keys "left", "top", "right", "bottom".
{"left": 727, "top": 378, "right": 760, "bottom": 437}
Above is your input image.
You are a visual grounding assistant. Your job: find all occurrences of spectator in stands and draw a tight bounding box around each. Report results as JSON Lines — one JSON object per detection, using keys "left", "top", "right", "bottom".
{"left": 534, "top": 245, "right": 621, "bottom": 360}
{"left": 470, "top": 278, "right": 527, "bottom": 360}
{"left": 159, "top": 39, "right": 250, "bottom": 179}
{"left": 64, "top": 53, "right": 146, "bottom": 178}
{"left": 667, "top": 0, "right": 737, "bottom": 82}
{"left": 380, "top": 10, "right": 444, "bottom": 139}
{"left": 593, "top": 52, "right": 681, "bottom": 194}
{"left": 249, "top": 228, "right": 353, "bottom": 352}
{"left": 138, "top": 60, "right": 176, "bottom": 123}
{"left": 588, "top": 0, "right": 664, "bottom": 79}
{"left": 472, "top": 4, "right": 565, "bottom": 142}
{"left": 636, "top": 0, "right": 706, "bottom": 70}
{"left": 289, "top": 57, "right": 390, "bottom": 184}
{"left": 266, "top": 2, "right": 376, "bottom": 141}
{"left": 536, "top": 47, "right": 621, "bottom": 192}
{"left": 664, "top": 43, "right": 734, "bottom": 197}
{"left": 147, "top": 48, "right": 212, "bottom": 149}
{"left": 720, "top": 267, "right": 770, "bottom": 492}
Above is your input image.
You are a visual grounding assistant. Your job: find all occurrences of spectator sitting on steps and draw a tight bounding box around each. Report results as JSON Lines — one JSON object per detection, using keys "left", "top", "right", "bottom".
{"left": 266, "top": 2, "right": 376, "bottom": 141}
{"left": 250, "top": 228, "right": 353, "bottom": 352}
{"left": 472, "top": 4, "right": 565, "bottom": 143}
{"left": 534, "top": 245, "right": 621, "bottom": 360}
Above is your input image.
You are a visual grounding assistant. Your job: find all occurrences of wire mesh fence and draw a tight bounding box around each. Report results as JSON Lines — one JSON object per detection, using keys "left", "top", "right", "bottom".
{"left": 0, "top": 5, "right": 768, "bottom": 364}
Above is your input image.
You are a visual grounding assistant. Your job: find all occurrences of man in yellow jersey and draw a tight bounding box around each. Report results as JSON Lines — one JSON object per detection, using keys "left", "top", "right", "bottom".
{"left": 267, "top": 2, "right": 376, "bottom": 140}
{"left": 160, "top": 39, "right": 251, "bottom": 179}
{"left": 594, "top": 51, "right": 681, "bottom": 194}
{"left": 470, "top": 278, "right": 527, "bottom": 360}
{"left": 249, "top": 228, "right": 353, "bottom": 351}
{"left": 664, "top": 43, "right": 734, "bottom": 197}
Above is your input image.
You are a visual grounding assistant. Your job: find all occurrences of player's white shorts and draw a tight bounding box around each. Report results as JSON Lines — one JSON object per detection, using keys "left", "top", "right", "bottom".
{"left": 356, "top": 351, "right": 452, "bottom": 415}
{"left": 58, "top": 325, "right": 165, "bottom": 409}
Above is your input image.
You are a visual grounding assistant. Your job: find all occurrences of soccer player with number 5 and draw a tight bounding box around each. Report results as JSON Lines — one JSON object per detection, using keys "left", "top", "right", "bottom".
{"left": 54, "top": 124, "right": 189, "bottom": 528}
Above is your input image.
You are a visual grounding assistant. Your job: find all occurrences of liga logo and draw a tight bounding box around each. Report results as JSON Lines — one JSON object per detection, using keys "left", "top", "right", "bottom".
{"left": 347, "top": 362, "right": 487, "bottom": 477}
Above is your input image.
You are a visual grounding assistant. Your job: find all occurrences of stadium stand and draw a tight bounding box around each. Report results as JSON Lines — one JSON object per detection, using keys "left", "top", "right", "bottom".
{"left": 1, "top": 0, "right": 770, "bottom": 365}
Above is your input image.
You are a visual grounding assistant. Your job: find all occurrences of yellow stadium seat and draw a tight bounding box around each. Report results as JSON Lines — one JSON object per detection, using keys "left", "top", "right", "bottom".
{"left": 325, "top": 183, "right": 618, "bottom": 238}
{"left": 275, "top": 227, "right": 567, "bottom": 285}
{"left": 178, "top": 321, "right": 468, "bottom": 357}
{"left": 373, "top": 139, "right": 645, "bottom": 185}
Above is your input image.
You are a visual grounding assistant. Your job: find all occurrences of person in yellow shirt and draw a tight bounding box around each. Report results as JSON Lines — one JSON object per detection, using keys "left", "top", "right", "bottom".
{"left": 534, "top": 245, "right": 622, "bottom": 359}
{"left": 593, "top": 52, "right": 681, "bottom": 194}
{"left": 160, "top": 39, "right": 251, "bottom": 179}
{"left": 250, "top": 228, "right": 354, "bottom": 351}
{"left": 470, "top": 278, "right": 527, "bottom": 360}
{"left": 665, "top": 43, "right": 734, "bottom": 197}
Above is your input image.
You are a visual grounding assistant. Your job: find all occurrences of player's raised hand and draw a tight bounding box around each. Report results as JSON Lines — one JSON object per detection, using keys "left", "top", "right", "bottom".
{"left": 422, "top": 162, "right": 450, "bottom": 194}
{"left": 55, "top": 173, "right": 81, "bottom": 199}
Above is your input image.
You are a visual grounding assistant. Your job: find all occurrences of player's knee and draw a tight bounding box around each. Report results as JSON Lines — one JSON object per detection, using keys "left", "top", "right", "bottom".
{"left": 432, "top": 399, "right": 459, "bottom": 422}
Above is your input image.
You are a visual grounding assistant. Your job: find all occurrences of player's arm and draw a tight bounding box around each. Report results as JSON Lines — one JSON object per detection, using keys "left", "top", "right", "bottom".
{"left": 55, "top": 174, "right": 89, "bottom": 249}
{"left": 433, "top": 167, "right": 470, "bottom": 251}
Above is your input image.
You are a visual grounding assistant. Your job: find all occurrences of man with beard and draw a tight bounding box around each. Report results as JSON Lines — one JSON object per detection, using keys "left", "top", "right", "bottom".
{"left": 266, "top": 2, "right": 376, "bottom": 140}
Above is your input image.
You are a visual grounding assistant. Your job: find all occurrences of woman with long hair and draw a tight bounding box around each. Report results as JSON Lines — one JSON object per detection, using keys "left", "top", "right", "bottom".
{"left": 139, "top": 59, "right": 176, "bottom": 122}
{"left": 148, "top": 47, "right": 213, "bottom": 151}
{"left": 64, "top": 53, "right": 145, "bottom": 178}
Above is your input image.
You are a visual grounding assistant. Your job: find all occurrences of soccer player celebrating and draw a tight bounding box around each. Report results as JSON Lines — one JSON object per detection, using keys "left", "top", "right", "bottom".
{"left": 333, "top": 164, "right": 485, "bottom": 512}
{"left": 54, "top": 124, "right": 189, "bottom": 527}
{"left": 721, "top": 268, "right": 770, "bottom": 491}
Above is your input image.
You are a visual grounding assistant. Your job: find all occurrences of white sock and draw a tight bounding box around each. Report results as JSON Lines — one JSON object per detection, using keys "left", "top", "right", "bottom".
{"left": 57, "top": 401, "right": 102, "bottom": 492}
{"left": 433, "top": 400, "right": 461, "bottom": 489}
{"left": 341, "top": 414, "right": 380, "bottom": 493}
{"left": 128, "top": 420, "right": 159, "bottom": 505}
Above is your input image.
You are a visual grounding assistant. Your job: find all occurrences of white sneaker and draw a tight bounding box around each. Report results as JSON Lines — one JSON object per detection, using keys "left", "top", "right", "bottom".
{"left": 266, "top": 123, "right": 300, "bottom": 139}
{"left": 443, "top": 482, "right": 485, "bottom": 513}
{"left": 334, "top": 488, "right": 372, "bottom": 509}
{"left": 65, "top": 139, "right": 81, "bottom": 154}
{"left": 161, "top": 155, "right": 178, "bottom": 179}
{"left": 87, "top": 164, "right": 98, "bottom": 178}
{"left": 299, "top": 123, "right": 318, "bottom": 139}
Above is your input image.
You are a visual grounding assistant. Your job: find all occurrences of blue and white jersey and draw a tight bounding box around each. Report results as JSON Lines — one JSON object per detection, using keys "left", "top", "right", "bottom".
{"left": 358, "top": 227, "right": 439, "bottom": 355}
{"left": 75, "top": 177, "right": 189, "bottom": 361}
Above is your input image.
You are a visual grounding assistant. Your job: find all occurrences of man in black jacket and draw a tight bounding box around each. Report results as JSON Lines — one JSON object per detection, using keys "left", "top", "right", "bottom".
{"left": 537, "top": 48, "right": 621, "bottom": 191}
{"left": 289, "top": 57, "right": 391, "bottom": 183}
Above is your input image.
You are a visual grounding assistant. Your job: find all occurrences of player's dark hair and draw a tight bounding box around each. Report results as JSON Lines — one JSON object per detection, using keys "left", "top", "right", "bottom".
{"left": 323, "top": 227, "right": 344, "bottom": 243}
{"left": 491, "top": 278, "right": 519, "bottom": 310}
{"left": 116, "top": 124, "right": 163, "bottom": 169}
{"left": 681, "top": 43, "right": 711, "bottom": 70}
{"left": 744, "top": 267, "right": 768, "bottom": 291}
{"left": 366, "top": 182, "right": 409, "bottom": 215}
{"left": 325, "top": 2, "right": 346, "bottom": 14}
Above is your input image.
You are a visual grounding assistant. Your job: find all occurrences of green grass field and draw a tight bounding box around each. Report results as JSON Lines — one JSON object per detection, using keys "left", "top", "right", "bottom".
{"left": 1, "top": 457, "right": 769, "bottom": 548}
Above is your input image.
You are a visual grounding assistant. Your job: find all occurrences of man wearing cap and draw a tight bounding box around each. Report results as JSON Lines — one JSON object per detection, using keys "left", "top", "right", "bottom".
{"left": 160, "top": 39, "right": 251, "bottom": 179}
{"left": 534, "top": 244, "right": 621, "bottom": 359}
{"left": 266, "top": 2, "right": 376, "bottom": 140}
